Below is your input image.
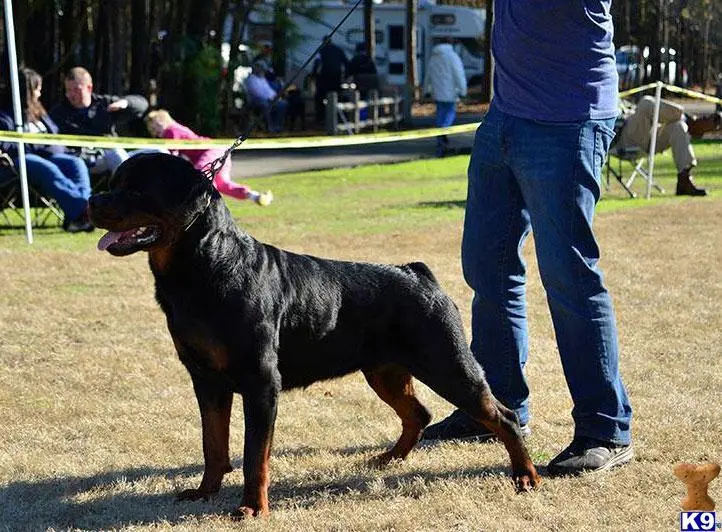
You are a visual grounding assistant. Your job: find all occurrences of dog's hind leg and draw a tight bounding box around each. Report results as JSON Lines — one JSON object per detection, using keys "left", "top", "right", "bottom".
{"left": 415, "top": 356, "right": 541, "bottom": 491}
{"left": 363, "top": 364, "right": 432, "bottom": 466}
{"left": 466, "top": 392, "right": 540, "bottom": 491}
{"left": 177, "top": 375, "right": 234, "bottom": 502}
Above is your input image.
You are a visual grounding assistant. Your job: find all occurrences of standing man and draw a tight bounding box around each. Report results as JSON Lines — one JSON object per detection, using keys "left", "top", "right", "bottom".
{"left": 423, "top": 37, "right": 467, "bottom": 157}
{"left": 50, "top": 67, "right": 149, "bottom": 175}
{"left": 313, "top": 37, "right": 348, "bottom": 124}
{"left": 422, "top": 2, "right": 634, "bottom": 476}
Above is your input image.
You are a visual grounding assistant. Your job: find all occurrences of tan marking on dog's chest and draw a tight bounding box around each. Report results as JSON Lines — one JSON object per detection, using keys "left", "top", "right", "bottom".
{"left": 173, "top": 328, "right": 232, "bottom": 372}
{"left": 149, "top": 247, "right": 175, "bottom": 274}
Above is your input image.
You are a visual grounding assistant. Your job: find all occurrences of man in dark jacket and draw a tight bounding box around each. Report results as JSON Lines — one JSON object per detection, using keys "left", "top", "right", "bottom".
{"left": 49, "top": 67, "right": 149, "bottom": 175}
{"left": 312, "top": 37, "right": 348, "bottom": 124}
{"left": 346, "top": 42, "right": 379, "bottom": 99}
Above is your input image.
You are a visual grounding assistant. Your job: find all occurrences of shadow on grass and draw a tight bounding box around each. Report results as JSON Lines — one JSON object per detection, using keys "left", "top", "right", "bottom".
{"left": 1, "top": 444, "right": 517, "bottom": 529}
{"left": 416, "top": 200, "right": 467, "bottom": 210}
{"left": 0, "top": 223, "right": 64, "bottom": 233}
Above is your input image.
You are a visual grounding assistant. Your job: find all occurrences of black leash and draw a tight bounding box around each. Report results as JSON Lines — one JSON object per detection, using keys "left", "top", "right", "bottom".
{"left": 201, "top": 0, "right": 364, "bottom": 182}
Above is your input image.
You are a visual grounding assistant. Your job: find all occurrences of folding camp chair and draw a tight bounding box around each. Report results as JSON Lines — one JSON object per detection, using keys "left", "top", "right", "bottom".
{"left": 605, "top": 99, "right": 665, "bottom": 198}
{"left": 605, "top": 145, "right": 665, "bottom": 199}
{"left": 0, "top": 151, "right": 64, "bottom": 227}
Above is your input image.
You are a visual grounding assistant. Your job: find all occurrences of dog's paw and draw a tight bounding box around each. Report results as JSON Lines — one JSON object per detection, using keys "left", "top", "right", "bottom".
{"left": 369, "top": 451, "right": 403, "bottom": 469}
{"left": 230, "top": 505, "right": 269, "bottom": 519}
{"left": 513, "top": 471, "right": 541, "bottom": 493}
{"left": 176, "top": 488, "right": 216, "bottom": 501}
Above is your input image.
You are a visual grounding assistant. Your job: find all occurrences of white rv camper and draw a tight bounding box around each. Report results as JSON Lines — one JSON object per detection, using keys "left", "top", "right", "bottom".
{"left": 244, "top": 1, "right": 486, "bottom": 89}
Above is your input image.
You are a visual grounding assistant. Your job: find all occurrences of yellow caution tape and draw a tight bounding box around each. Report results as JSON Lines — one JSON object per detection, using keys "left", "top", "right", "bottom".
{"left": 0, "top": 83, "right": 715, "bottom": 151}
{"left": 619, "top": 83, "right": 660, "bottom": 98}
{"left": 0, "top": 122, "right": 480, "bottom": 151}
{"left": 619, "top": 82, "right": 722, "bottom": 104}
{"left": 660, "top": 84, "right": 722, "bottom": 105}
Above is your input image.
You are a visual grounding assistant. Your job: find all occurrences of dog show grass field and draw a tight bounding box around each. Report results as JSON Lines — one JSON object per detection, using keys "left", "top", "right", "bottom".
{"left": 1, "top": 143, "right": 720, "bottom": 530}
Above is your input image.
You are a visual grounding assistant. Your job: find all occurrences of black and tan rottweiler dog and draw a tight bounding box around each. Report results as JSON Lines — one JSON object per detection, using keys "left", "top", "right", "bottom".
{"left": 88, "top": 153, "right": 540, "bottom": 518}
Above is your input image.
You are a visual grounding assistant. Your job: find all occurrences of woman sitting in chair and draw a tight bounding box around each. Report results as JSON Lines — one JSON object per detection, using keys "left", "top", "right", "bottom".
{"left": 0, "top": 67, "right": 93, "bottom": 232}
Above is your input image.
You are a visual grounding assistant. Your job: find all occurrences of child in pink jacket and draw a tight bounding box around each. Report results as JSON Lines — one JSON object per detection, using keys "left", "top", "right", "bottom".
{"left": 145, "top": 110, "right": 272, "bottom": 205}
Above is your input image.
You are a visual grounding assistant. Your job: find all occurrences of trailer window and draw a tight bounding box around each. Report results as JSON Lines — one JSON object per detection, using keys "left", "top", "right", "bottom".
{"left": 389, "top": 62, "right": 404, "bottom": 75}
{"left": 431, "top": 14, "right": 456, "bottom": 26}
{"left": 388, "top": 25, "right": 404, "bottom": 50}
{"left": 346, "top": 29, "right": 384, "bottom": 45}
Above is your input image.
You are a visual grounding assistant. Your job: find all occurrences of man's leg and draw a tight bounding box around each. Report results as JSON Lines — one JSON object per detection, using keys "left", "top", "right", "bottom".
{"left": 506, "top": 115, "right": 632, "bottom": 474}
{"left": 423, "top": 104, "right": 533, "bottom": 441}
{"left": 657, "top": 122, "right": 706, "bottom": 196}
{"left": 271, "top": 100, "right": 288, "bottom": 133}
{"left": 23, "top": 153, "right": 88, "bottom": 225}
{"left": 100, "top": 148, "right": 130, "bottom": 176}
{"left": 48, "top": 153, "right": 92, "bottom": 199}
{"left": 315, "top": 83, "right": 329, "bottom": 124}
{"left": 435, "top": 101, "right": 456, "bottom": 157}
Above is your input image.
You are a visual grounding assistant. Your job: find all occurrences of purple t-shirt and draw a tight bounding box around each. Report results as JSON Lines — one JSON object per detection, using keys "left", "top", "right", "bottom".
{"left": 492, "top": 1, "right": 619, "bottom": 122}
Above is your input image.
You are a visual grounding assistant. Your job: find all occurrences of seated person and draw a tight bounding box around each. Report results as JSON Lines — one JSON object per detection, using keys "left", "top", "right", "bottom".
{"left": 615, "top": 96, "right": 721, "bottom": 196}
{"left": 244, "top": 61, "right": 288, "bottom": 134}
{"left": 145, "top": 109, "right": 272, "bottom": 205}
{"left": 49, "top": 66, "right": 149, "bottom": 175}
{"left": 0, "top": 67, "right": 93, "bottom": 232}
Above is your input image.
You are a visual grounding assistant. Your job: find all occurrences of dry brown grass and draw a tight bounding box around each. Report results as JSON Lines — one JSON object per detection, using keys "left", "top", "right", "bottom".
{"left": 1, "top": 197, "right": 720, "bottom": 531}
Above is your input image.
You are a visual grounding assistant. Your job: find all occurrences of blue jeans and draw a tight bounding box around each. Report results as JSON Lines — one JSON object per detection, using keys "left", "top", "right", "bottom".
{"left": 462, "top": 103, "right": 632, "bottom": 445}
{"left": 22, "top": 153, "right": 91, "bottom": 220}
{"left": 435, "top": 101, "right": 457, "bottom": 156}
{"left": 255, "top": 99, "right": 288, "bottom": 133}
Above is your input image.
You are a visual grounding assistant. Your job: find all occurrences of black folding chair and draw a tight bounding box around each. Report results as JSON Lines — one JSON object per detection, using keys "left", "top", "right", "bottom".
{"left": 606, "top": 145, "right": 665, "bottom": 199}
{"left": 605, "top": 102, "right": 665, "bottom": 199}
{"left": 0, "top": 151, "right": 63, "bottom": 228}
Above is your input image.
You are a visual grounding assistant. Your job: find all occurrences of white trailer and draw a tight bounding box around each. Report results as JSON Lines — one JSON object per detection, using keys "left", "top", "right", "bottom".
{"left": 245, "top": 1, "right": 486, "bottom": 89}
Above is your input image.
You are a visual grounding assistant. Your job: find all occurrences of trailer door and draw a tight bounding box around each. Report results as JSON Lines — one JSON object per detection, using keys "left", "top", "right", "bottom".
{"left": 386, "top": 24, "right": 405, "bottom": 85}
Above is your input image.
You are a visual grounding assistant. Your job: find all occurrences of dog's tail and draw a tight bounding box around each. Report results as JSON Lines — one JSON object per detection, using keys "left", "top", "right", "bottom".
{"left": 400, "top": 261, "right": 439, "bottom": 285}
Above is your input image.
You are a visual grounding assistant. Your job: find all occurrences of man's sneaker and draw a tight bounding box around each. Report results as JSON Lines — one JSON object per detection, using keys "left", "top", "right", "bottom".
{"left": 546, "top": 436, "right": 633, "bottom": 476}
{"left": 421, "top": 409, "right": 531, "bottom": 442}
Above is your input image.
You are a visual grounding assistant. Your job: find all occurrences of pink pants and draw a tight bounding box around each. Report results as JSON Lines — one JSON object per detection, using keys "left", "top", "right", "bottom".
{"left": 195, "top": 150, "right": 251, "bottom": 201}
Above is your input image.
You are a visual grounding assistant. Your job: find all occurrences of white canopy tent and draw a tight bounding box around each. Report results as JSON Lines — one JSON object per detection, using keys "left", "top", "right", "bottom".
{"left": 3, "top": 0, "right": 33, "bottom": 243}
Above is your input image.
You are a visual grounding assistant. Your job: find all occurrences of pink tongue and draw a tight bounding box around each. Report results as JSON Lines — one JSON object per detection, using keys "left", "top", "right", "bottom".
{"left": 98, "top": 230, "right": 133, "bottom": 251}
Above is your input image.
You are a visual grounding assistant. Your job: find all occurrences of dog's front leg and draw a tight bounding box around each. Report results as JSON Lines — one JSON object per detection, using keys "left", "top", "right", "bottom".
{"left": 177, "top": 374, "right": 234, "bottom": 501}
{"left": 233, "top": 375, "right": 280, "bottom": 519}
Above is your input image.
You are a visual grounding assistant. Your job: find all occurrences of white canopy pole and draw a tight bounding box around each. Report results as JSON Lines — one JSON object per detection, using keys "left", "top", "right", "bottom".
{"left": 645, "top": 81, "right": 663, "bottom": 200}
{"left": 3, "top": 0, "right": 33, "bottom": 243}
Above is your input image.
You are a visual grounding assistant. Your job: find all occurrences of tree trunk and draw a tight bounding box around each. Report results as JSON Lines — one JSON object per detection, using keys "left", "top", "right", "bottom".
{"left": 406, "top": 0, "right": 417, "bottom": 98}
{"left": 364, "top": 0, "right": 375, "bottom": 59}
{"left": 130, "top": 0, "right": 150, "bottom": 94}
{"left": 273, "top": 0, "right": 287, "bottom": 77}
{"left": 221, "top": 4, "right": 245, "bottom": 133}
{"left": 483, "top": 0, "right": 493, "bottom": 102}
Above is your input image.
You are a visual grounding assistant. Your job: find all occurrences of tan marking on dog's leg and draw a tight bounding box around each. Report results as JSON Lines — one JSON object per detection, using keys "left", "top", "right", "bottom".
{"left": 364, "top": 365, "right": 432, "bottom": 465}
{"left": 469, "top": 395, "right": 540, "bottom": 491}
{"left": 177, "top": 392, "right": 234, "bottom": 501}
{"left": 234, "top": 439, "right": 272, "bottom": 518}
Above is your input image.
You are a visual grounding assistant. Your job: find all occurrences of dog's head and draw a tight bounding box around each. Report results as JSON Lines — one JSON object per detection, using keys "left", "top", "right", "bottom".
{"left": 89, "top": 152, "right": 215, "bottom": 256}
